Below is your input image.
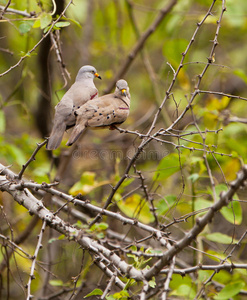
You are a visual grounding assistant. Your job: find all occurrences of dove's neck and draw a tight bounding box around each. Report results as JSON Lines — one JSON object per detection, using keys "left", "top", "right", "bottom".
{"left": 76, "top": 73, "right": 94, "bottom": 82}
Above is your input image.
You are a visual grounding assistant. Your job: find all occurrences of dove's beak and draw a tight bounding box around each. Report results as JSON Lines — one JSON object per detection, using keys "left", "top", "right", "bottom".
{"left": 95, "top": 72, "right": 102, "bottom": 80}
{"left": 121, "top": 89, "right": 127, "bottom": 96}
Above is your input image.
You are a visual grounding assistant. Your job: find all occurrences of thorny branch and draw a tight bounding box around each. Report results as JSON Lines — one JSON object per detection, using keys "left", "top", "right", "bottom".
{"left": 0, "top": 5, "right": 36, "bottom": 18}
{"left": 0, "top": 0, "right": 74, "bottom": 77}
{"left": 89, "top": 0, "right": 225, "bottom": 227}
{"left": 17, "top": 140, "right": 48, "bottom": 180}
{"left": 1, "top": 163, "right": 247, "bottom": 291}
{"left": 26, "top": 220, "right": 47, "bottom": 299}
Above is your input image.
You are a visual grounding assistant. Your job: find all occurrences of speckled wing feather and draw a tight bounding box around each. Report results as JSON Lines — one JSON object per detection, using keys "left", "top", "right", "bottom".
{"left": 86, "top": 96, "right": 129, "bottom": 127}
{"left": 66, "top": 80, "right": 130, "bottom": 146}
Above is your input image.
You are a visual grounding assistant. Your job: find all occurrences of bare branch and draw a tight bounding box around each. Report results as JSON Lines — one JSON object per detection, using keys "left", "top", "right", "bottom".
{"left": 0, "top": 5, "right": 36, "bottom": 18}
{"left": 104, "top": 0, "right": 177, "bottom": 93}
{"left": 144, "top": 165, "right": 247, "bottom": 280}
{"left": 17, "top": 140, "right": 47, "bottom": 180}
{"left": 0, "top": 0, "right": 73, "bottom": 77}
{"left": 161, "top": 256, "right": 176, "bottom": 300}
{"left": 26, "top": 220, "right": 47, "bottom": 299}
{"left": 160, "top": 262, "right": 247, "bottom": 276}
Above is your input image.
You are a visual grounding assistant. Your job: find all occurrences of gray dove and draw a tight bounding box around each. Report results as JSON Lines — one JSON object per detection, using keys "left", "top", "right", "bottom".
{"left": 66, "top": 79, "right": 130, "bottom": 146}
{"left": 46, "top": 65, "right": 101, "bottom": 150}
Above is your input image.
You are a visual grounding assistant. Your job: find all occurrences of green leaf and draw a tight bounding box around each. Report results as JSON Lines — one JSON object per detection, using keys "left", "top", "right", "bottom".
{"left": 0, "top": 110, "right": 6, "bottom": 133}
{"left": 106, "top": 296, "right": 115, "bottom": 300}
{"left": 214, "top": 184, "right": 228, "bottom": 198}
{"left": 212, "top": 184, "right": 242, "bottom": 225}
{"left": 40, "top": 12, "right": 52, "bottom": 29}
{"left": 225, "top": 3, "right": 246, "bottom": 27}
{"left": 33, "top": 19, "right": 41, "bottom": 28}
{"left": 69, "top": 171, "right": 110, "bottom": 196}
{"left": 55, "top": 21, "right": 70, "bottom": 28}
{"left": 117, "top": 194, "right": 155, "bottom": 224}
{"left": 107, "top": 290, "right": 129, "bottom": 299}
{"left": 170, "top": 284, "right": 196, "bottom": 299}
{"left": 193, "top": 199, "right": 212, "bottom": 211}
{"left": 58, "top": 234, "right": 66, "bottom": 240}
{"left": 49, "top": 279, "right": 64, "bottom": 287}
{"left": 154, "top": 153, "right": 185, "bottom": 181}
{"left": 234, "top": 69, "right": 247, "bottom": 84}
{"left": 221, "top": 201, "right": 242, "bottom": 225}
{"left": 130, "top": 245, "right": 137, "bottom": 252}
{"left": 188, "top": 173, "right": 199, "bottom": 183}
{"left": 5, "top": 144, "right": 26, "bottom": 166}
{"left": 91, "top": 222, "right": 108, "bottom": 232}
{"left": 67, "top": 17, "right": 82, "bottom": 28}
{"left": 163, "top": 38, "right": 188, "bottom": 67}
{"left": 156, "top": 195, "right": 176, "bottom": 215}
{"left": 19, "top": 21, "right": 34, "bottom": 34}
{"left": 43, "top": 24, "right": 52, "bottom": 34}
{"left": 214, "top": 281, "right": 245, "bottom": 299}
{"left": 48, "top": 238, "right": 56, "bottom": 244}
{"left": 205, "top": 232, "right": 237, "bottom": 244}
{"left": 19, "top": 51, "right": 35, "bottom": 58}
{"left": 121, "top": 177, "right": 135, "bottom": 188}
{"left": 149, "top": 277, "right": 156, "bottom": 288}
{"left": 84, "top": 288, "right": 103, "bottom": 297}
{"left": 127, "top": 253, "right": 138, "bottom": 263}
{"left": 48, "top": 234, "right": 65, "bottom": 244}
{"left": 205, "top": 250, "right": 231, "bottom": 263}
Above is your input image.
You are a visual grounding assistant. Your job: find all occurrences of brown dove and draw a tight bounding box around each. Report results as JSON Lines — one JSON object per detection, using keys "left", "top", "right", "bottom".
{"left": 46, "top": 65, "right": 101, "bottom": 150}
{"left": 66, "top": 79, "right": 130, "bottom": 146}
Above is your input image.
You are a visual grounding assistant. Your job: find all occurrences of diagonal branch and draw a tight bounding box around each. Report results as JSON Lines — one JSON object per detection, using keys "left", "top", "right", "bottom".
{"left": 0, "top": 5, "right": 36, "bottom": 18}
{"left": 0, "top": 163, "right": 144, "bottom": 282}
{"left": 143, "top": 165, "right": 247, "bottom": 280}
{"left": 17, "top": 140, "right": 47, "bottom": 180}
{"left": 1, "top": 162, "right": 247, "bottom": 283}
{"left": 104, "top": 0, "right": 177, "bottom": 93}
{"left": 0, "top": 0, "right": 73, "bottom": 77}
{"left": 26, "top": 220, "right": 47, "bottom": 299}
{"left": 89, "top": 0, "right": 220, "bottom": 227}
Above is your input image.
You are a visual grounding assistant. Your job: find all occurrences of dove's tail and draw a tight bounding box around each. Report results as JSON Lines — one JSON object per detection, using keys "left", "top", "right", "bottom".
{"left": 46, "top": 122, "right": 66, "bottom": 150}
{"left": 66, "top": 124, "right": 86, "bottom": 146}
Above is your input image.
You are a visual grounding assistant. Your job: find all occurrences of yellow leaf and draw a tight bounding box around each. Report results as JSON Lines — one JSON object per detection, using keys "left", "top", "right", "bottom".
{"left": 206, "top": 96, "right": 230, "bottom": 111}
{"left": 177, "top": 69, "right": 190, "bottom": 91}
{"left": 117, "top": 194, "right": 155, "bottom": 224}
{"left": 202, "top": 111, "right": 218, "bottom": 129}
{"left": 222, "top": 158, "right": 241, "bottom": 181}
{"left": 69, "top": 171, "right": 110, "bottom": 196}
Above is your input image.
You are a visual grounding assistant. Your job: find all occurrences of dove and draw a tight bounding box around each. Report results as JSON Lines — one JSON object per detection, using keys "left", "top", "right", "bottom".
{"left": 46, "top": 65, "right": 101, "bottom": 150}
{"left": 66, "top": 79, "right": 130, "bottom": 146}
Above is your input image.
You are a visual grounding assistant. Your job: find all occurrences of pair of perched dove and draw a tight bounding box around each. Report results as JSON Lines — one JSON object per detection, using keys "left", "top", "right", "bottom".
{"left": 46, "top": 65, "right": 130, "bottom": 150}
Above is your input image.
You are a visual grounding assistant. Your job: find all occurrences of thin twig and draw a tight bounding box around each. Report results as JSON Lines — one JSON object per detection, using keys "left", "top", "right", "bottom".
{"left": 0, "top": 0, "right": 73, "bottom": 77}
{"left": 26, "top": 220, "right": 47, "bottom": 300}
{"left": 17, "top": 140, "right": 48, "bottom": 180}
{"left": 144, "top": 165, "right": 247, "bottom": 280}
{"left": 161, "top": 256, "right": 175, "bottom": 300}
{"left": 100, "top": 271, "right": 117, "bottom": 299}
{"left": 0, "top": 0, "right": 11, "bottom": 19}
{"left": 104, "top": 0, "right": 177, "bottom": 93}
{"left": 140, "top": 280, "right": 149, "bottom": 300}
{"left": 0, "top": 5, "right": 36, "bottom": 17}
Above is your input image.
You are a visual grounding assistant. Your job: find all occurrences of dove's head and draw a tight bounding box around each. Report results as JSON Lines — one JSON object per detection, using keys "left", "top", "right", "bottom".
{"left": 115, "top": 79, "right": 130, "bottom": 98}
{"left": 76, "top": 65, "right": 102, "bottom": 81}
